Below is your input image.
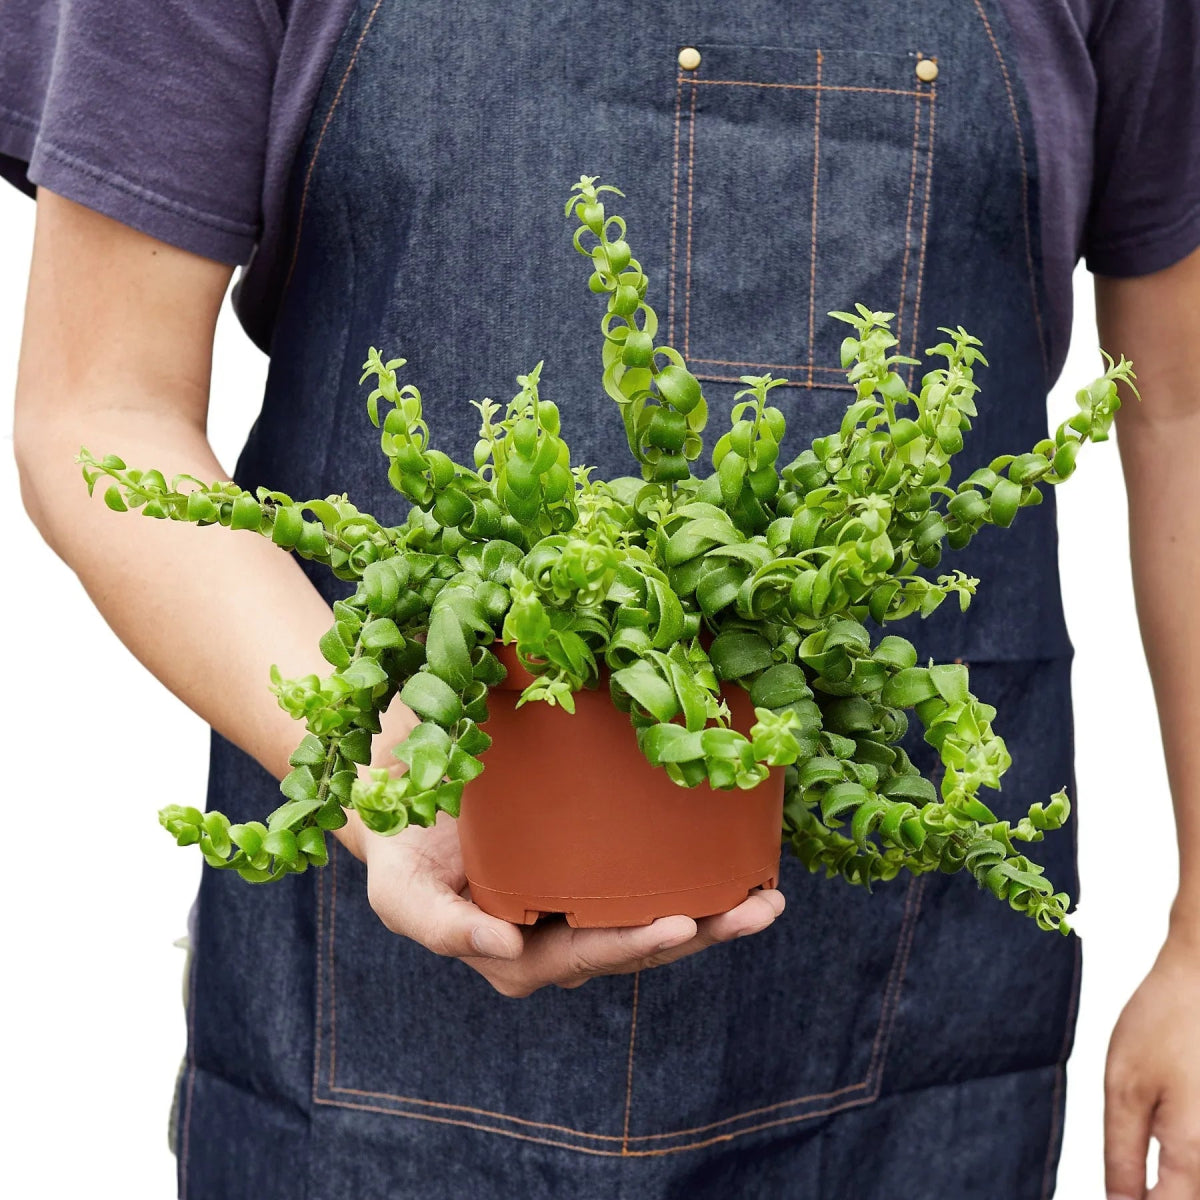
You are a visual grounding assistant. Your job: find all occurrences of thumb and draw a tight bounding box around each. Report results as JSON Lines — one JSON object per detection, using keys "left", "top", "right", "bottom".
{"left": 1105, "top": 1062, "right": 1153, "bottom": 1200}
{"left": 367, "top": 861, "right": 524, "bottom": 961}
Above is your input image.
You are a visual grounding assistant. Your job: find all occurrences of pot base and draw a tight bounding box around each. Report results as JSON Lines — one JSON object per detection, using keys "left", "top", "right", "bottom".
{"left": 466, "top": 863, "right": 781, "bottom": 928}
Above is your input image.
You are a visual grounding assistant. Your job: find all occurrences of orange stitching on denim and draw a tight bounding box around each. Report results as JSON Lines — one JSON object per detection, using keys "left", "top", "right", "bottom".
{"left": 678, "top": 63, "right": 934, "bottom": 380}
{"left": 317, "top": 873, "right": 919, "bottom": 1147}
{"left": 862, "top": 877, "right": 917, "bottom": 1082}
{"left": 684, "top": 79, "right": 931, "bottom": 99}
{"left": 179, "top": 906, "right": 199, "bottom": 1198}
{"left": 1039, "top": 934, "right": 1082, "bottom": 1198}
{"left": 668, "top": 74, "right": 684, "bottom": 346}
{"left": 896, "top": 90, "right": 923, "bottom": 343}
{"left": 807, "top": 49, "right": 823, "bottom": 388}
{"left": 683, "top": 81, "right": 698, "bottom": 360}
{"left": 314, "top": 1086, "right": 881, "bottom": 1157}
{"left": 317, "top": 845, "right": 924, "bottom": 1148}
{"left": 328, "top": 844, "right": 340, "bottom": 1090}
{"left": 972, "top": 0, "right": 1047, "bottom": 375}
{"left": 312, "top": 851, "right": 326, "bottom": 1103}
{"left": 621, "top": 971, "right": 641, "bottom": 1153}
{"left": 694, "top": 372, "right": 855, "bottom": 391}
{"left": 282, "top": 0, "right": 385, "bottom": 296}
{"left": 906, "top": 84, "right": 937, "bottom": 371}
{"left": 328, "top": 1075, "right": 869, "bottom": 1143}
{"left": 329, "top": 1083, "right": 628, "bottom": 1139}
{"left": 622, "top": 1089, "right": 878, "bottom": 1155}
{"left": 692, "top": 358, "right": 846, "bottom": 371}
{"left": 866, "top": 876, "right": 927, "bottom": 1088}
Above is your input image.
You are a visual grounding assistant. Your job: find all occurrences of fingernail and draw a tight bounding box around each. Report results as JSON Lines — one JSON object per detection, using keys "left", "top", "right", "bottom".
{"left": 471, "top": 927, "right": 511, "bottom": 958}
{"left": 1106, "top": 1194, "right": 1137, "bottom": 1200}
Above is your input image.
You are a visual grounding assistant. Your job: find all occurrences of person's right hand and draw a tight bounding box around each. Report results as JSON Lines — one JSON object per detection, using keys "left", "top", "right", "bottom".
{"left": 342, "top": 806, "right": 785, "bottom": 998}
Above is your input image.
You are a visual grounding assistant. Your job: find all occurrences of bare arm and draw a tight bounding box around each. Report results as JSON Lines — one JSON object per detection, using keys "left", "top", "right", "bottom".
{"left": 1102, "top": 249, "right": 1200, "bottom": 931}
{"left": 1098, "top": 245, "right": 1200, "bottom": 1200}
{"left": 14, "top": 190, "right": 346, "bottom": 789}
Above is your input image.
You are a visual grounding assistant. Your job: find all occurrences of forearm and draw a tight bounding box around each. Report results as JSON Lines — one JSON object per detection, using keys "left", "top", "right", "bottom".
{"left": 1101, "top": 253, "right": 1200, "bottom": 940}
{"left": 17, "top": 403, "right": 338, "bottom": 785}
{"left": 1119, "top": 411, "right": 1200, "bottom": 931}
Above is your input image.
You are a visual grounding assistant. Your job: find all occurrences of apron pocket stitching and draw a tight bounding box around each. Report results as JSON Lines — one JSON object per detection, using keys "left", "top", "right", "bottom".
{"left": 970, "top": 0, "right": 1048, "bottom": 380}
{"left": 312, "top": 867, "right": 927, "bottom": 1154}
{"left": 668, "top": 48, "right": 938, "bottom": 388}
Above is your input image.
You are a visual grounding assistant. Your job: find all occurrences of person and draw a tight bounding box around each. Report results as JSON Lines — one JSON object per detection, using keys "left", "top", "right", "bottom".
{"left": 4, "top": 1, "right": 1199, "bottom": 1196}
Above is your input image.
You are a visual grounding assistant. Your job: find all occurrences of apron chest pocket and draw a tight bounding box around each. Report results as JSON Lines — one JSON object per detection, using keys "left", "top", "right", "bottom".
{"left": 665, "top": 43, "right": 938, "bottom": 396}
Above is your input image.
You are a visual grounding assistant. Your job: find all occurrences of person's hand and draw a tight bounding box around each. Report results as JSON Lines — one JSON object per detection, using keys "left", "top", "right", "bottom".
{"left": 1105, "top": 928, "right": 1200, "bottom": 1199}
{"left": 332, "top": 699, "right": 785, "bottom": 996}
{"left": 348, "top": 807, "right": 784, "bottom": 997}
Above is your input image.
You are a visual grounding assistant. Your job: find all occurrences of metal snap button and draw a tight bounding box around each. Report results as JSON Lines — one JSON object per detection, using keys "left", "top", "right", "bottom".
{"left": 915, "top": 59, "right": 939, "bottom": 82}
{"left": 678, "top": 47, "right": 702, "bottom": 71}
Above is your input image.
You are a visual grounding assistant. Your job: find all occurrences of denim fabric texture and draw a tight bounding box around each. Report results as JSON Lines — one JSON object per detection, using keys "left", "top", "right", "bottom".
{"left": 175, "top": 2, "right": 1081, "bottom": 1196}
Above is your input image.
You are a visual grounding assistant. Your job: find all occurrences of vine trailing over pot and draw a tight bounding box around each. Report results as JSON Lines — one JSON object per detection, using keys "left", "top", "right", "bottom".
{"left": 80, "top": 175, "right": 1135, "bottom": 935}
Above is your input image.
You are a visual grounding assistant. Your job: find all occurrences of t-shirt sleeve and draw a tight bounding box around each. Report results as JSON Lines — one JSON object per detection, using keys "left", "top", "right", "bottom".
{"left": 0, "top": 1, "right": 282, "bottom": 264}
{"left": 1084, "top": 0, "right": 1200, "bottom": 276}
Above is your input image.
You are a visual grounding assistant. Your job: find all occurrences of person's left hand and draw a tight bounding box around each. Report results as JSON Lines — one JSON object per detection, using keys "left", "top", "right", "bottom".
{"left": 1105, "top": 930, "right": 1200, "bottom": 1199}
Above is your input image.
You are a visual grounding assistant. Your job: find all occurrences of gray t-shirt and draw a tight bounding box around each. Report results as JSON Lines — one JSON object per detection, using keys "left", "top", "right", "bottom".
{"left": 2, "top": 0, "right": 1198, "bottom": 376}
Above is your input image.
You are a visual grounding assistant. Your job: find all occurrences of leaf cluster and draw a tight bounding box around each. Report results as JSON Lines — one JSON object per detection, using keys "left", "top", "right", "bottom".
{"left": 83, "top": 175, "right": 1137, "bottom": 934}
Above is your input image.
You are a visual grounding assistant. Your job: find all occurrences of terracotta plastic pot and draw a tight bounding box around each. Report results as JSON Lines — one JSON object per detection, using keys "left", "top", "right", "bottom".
{"left": 457, "top": 642, "right": 785, "bottom": 928}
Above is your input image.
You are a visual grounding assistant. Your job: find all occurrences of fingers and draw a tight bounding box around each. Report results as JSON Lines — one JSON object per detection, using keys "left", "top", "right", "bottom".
{"left": 488, "top": 914, "right": 698, "bottom": 998}
{"left": 472, "top": 888, "right": 785, "bottom": 998}
{"left": 1147, "top": 1090, "right": 1200, "bottom": 1199}
{"left": 366, "top": 842, "right": 524, "bottom": 963}
{"left": 366, "top": 820, "right": 786, "bottom": 1000}
{"left": 641, "top": 887, "right": 785, "bottom": 970}
{"left": 1105, "top": 1055, "right": 1153, "bottom": 1200}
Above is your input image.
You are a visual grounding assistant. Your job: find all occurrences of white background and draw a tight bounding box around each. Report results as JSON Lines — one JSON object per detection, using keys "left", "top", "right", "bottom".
{"left": 0, "top": 185, "right": 1175, "bottom": 1195}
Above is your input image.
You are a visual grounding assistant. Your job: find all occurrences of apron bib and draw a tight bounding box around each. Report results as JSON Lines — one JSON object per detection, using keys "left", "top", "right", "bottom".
{"left": 177, "top": 4, "right": 1080, "bottom": 1196}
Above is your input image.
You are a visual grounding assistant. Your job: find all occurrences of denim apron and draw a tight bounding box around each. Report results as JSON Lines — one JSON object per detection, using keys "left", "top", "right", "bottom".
{"left": 175, "top": 2, "right": 1081, "bottom": 1196}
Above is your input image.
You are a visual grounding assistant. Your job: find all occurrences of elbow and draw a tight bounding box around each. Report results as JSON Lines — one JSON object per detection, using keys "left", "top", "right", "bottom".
{"left": 12, "top": 403, "right": 71, "bottom": 553}
{"left": 13, "top": 414, "right": 47, "bottom": 530}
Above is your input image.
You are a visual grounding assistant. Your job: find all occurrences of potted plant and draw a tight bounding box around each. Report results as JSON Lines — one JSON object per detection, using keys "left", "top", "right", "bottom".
{"left": 80, "top": 175, "right": 1134, "bottom": 935}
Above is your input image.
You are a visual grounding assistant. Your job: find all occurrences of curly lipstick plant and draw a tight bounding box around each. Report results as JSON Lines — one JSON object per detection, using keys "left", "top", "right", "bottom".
{"left": 81, "top": 176, "right": 1135, "bottom": 934}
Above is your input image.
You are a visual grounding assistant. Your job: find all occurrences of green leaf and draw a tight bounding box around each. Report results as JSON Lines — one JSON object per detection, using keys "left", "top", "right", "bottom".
{"left": 797, "top": 756, "right": 844, "bottom": 789}
{"left": 990, "top": 477, "right": 1021, "bottom": 527}
{"left": 664, "top": 518, "right": 740, "bottom": 566}
{"left": 426, "top": 607, "right": 473, "bottom": 691}
{"left": 399, "top": 673, "right": 464, "bottom": 726}
{"left": 880, "top": 667, "right": 938, "bottom": 709}
{"left": 821, "top": 781, "right": 870, "bottom": 823}
{"left": 749, "top": 664, "right": 811, "bottom": 709}
{"left": 103, "top": 486, "right": 128, "bottom": 512}
{"left": 262, "top": 829, "right": 299, "bottom": 863}
{"left": 696, "top": 564, "right": 742, "bottom": 617}
{"left": 231, "top": 495, "right": 262, "bottom": 531}
{"left": 341, "top": 657, "right": 389, "bottom": 690}
{"left": 298, "top": 827, "right": 329, "bottom": 865}
{"left": 612, "top": 660, "right": 680, "bottom": 722}
{"left": 363, "top": 559, "right": 402, "bottom": 615}
{"left": 339, "top": 727, "right": 373, "bottom": 764}
{"left": 872, "top": 636, "right": 917, "bottom": 671}
{"left": 881, "top": 774, "right": 937, "bottom": 804}
{"left": 288, "top": 734, "right": 326, "bottom": 767}
{"left": 929, "top": 663, "right": 969, "bottom": 705}
{"left": 361, "top": 618, "right": 404, "bottom": 650}
{"left": 319, "top": 626, "right": 352, "bottom": 669}
{"left": 268, "top": 798, "right": 323, "bottom": 832}
{"left": 709, "top": 631, "right": 773, "bottom": 680}
{"left": 718, "top": 452, "right": 747, "bottom": 509}
{"left": 280, "top": 766, "right": 318, "bottom": 802}
{"left": 641, "top": 723, "right": 704, "bottom": 764}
